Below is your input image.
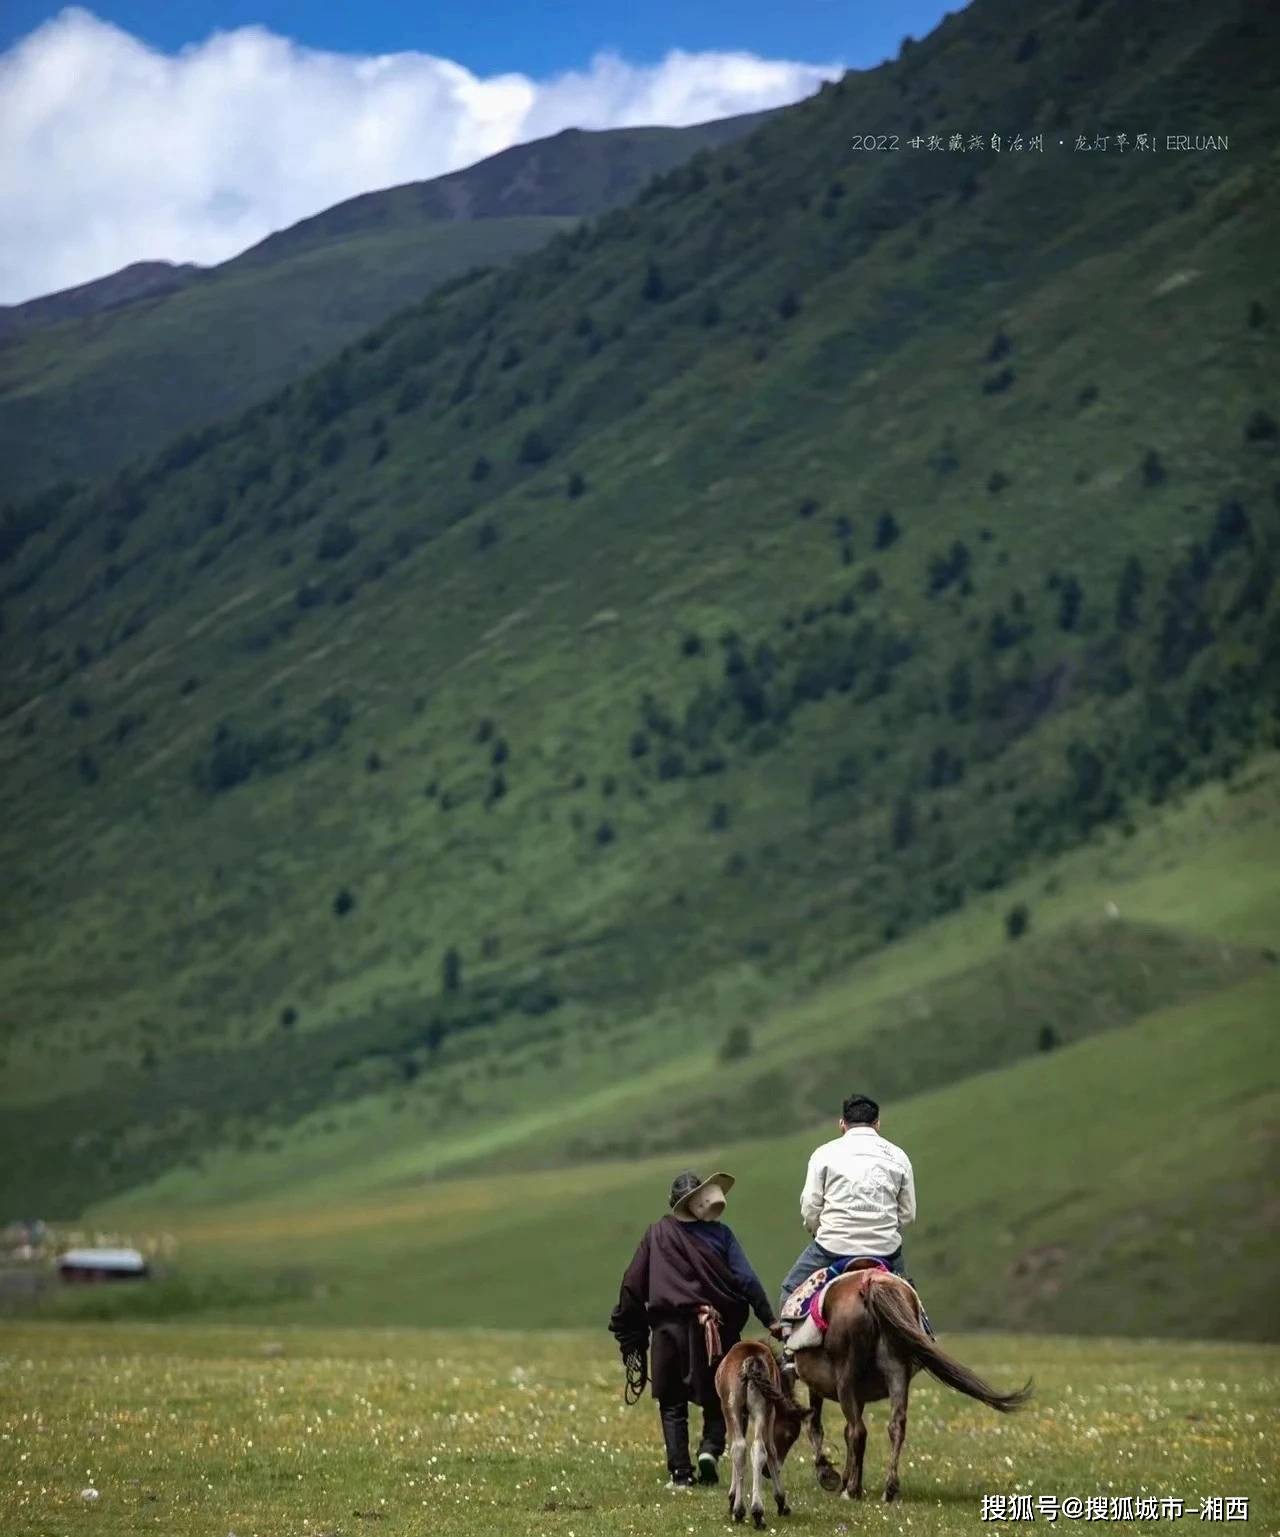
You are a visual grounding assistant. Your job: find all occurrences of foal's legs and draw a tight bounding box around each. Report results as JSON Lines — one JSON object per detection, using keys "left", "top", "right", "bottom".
{"left": 748, "top": 1416, "right": 768, "bottom": 1529}
{"left": 727, "top": 1402, "right": 748, "bottom": 1523}
{"left": 882, "top": 1357, "right": 911, "bottom": 1503}
{"left": 763, "top": 1417, "right": 791, "bottom": 1517}
{"left": 808, "top": 1393, "right": 841, "bottom": 1491}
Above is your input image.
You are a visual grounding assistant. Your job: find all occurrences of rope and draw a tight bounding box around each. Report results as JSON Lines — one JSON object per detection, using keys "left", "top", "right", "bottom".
{"left": 623, "top": 1346, "right": 648, "bottom": 1406}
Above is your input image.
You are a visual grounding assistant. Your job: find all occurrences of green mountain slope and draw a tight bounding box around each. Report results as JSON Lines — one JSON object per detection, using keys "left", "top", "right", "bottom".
{"left": 0, "top": 113, "right": 774, "bottom": 494}
{"left": 28, "top": 766, "right": 1266, "bottom": 1212}
{"left": 3, "top": 776, "right": 1273, "bottom": 1215}
{"left": 0, "top": 0, "right": 1277, "bottom": 1220}
{"left": 15, "top": 771, "right": 1279, "bottom": 1341}
{"left": 56, "top": 960, "right": 1280, "bottom": 1340}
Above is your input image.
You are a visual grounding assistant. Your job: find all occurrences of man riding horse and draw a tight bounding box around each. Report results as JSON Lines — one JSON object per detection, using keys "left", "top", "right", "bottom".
{"left": 777, "top": 1092, "right": 932, "bottom": 1372}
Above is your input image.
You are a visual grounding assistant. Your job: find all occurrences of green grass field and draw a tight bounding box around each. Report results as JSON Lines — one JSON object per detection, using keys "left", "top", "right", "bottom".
{"left": 2, "top": 1323, "right": 1275, "bottom": 1536}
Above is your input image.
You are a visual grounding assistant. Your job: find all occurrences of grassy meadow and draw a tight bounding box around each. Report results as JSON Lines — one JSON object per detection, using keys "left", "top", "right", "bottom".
{"left": 2, "top": 1324, "right": 1275, "bottom": 1537}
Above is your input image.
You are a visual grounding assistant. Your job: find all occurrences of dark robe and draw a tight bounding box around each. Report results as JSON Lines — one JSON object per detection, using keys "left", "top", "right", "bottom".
{"left": 608, "top": 1215, "right": 752, "bottom": 1405}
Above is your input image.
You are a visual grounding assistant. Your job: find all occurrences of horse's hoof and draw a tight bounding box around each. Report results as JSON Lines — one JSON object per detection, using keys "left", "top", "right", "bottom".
{"left": 752, "top": 1513, "right": 767, "bottom": 1531}
{"left": 733, "top": 1508, "right": 745, "bottom": 1524}
{"left": 817, "top": 1464, "right": 842, "bottom": 1493}
{"left": 884, "top": 1485, "right": 901, "bottom": 1504}
{"left": 776, "top": 1501, "right": 791, "bottom": 1517}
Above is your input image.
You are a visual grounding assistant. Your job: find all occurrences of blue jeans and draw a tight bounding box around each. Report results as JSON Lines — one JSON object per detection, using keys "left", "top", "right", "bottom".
{"left": 778, "top": 1239, "right": 905, "bottom": 1313}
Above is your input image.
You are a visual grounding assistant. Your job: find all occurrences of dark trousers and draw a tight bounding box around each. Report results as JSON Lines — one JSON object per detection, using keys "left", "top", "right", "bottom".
{"left": 659, "top": 1395, "right": 727, "bottom": 1479}
{"left": 649, "top": 1312, "right": 732, "bottom": 1476}
{"left": 778, "top": 1240, "right": 905, "bottom": 1312}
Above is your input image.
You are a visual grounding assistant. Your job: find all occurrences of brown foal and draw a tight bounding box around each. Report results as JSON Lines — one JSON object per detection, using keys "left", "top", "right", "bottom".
{"left": 714, "top": 1340, "right": 809, "bottom": 1527}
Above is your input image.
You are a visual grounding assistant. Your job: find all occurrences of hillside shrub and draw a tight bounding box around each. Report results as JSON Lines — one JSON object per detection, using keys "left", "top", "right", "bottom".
{"left": 875, "top": 512, "right": 900, "bottom": 549}
{"left": 518, "top": 429, "right": 551, "bottom": 464}
{"left": 720, "top": 1023, "right": 752, "bottom": 1062}
{"left": 317, "top": 520, "right": 358, "bottom": 561}
{"left": 1244, "top": 409, "right": 1278, "bottom": 443}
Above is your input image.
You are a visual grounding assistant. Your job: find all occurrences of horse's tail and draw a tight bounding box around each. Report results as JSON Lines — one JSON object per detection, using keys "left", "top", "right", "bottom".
{"left": 741, "top": 1352, "right": 809, "bottom": 1422}
{"left": 863, "top": 1279, "right": 1032, "bottom": 1413}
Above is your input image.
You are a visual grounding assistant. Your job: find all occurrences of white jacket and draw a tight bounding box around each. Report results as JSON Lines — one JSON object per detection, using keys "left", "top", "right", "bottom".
{"left": 800, "top": 1126, "right": 916, "bottom": 1256}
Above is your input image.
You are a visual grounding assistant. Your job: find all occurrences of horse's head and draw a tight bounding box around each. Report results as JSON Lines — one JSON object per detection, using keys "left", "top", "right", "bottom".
{"left": 771, "top": 1396, "right": 812, "bottom": 1466}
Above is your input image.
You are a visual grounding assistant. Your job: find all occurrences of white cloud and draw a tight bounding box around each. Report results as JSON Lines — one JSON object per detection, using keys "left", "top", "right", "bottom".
{"left": 0, "top": 8, "right": 841, "bottom": 304}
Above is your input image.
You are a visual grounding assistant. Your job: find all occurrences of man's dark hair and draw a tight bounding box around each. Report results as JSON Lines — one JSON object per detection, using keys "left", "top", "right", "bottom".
{"left": 842, "top": 1094, "right": 880, "bottom": 1125}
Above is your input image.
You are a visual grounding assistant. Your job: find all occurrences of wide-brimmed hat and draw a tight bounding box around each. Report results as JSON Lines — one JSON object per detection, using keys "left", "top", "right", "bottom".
{"left": 668, "top": 1169, "right": 736, "bottom": 1216}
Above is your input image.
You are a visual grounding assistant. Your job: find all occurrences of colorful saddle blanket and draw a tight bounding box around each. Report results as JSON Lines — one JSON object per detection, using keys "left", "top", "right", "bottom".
{"left": 779, "top": 1256, "right": 890, "bottom": 1324}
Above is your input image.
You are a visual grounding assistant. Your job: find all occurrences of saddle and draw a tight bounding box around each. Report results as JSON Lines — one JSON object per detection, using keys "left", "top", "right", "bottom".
{"left": 780, "top": 1257, "right": 889, "bottom": 1326}
{"left": 782, "top": 1259, "right": 923, "bottom": 1353}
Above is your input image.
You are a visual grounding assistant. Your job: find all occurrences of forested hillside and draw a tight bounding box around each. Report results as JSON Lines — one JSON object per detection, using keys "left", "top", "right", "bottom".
{"left": 0, "top": 0, "right": 1276, "bottom": 1218}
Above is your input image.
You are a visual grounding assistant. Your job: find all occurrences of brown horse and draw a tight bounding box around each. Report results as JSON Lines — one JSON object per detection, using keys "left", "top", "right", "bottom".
{"left": 793, "top": 1266, "right": 1032, "bottom": 1503}
{"left": 714, "top": 1340, "right": 810, "bottom": 1527}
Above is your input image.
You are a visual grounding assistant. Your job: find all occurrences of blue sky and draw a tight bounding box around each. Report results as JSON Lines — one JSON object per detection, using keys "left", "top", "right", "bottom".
{"left": 2, "top": 1, "right": 958, "bottom": 77}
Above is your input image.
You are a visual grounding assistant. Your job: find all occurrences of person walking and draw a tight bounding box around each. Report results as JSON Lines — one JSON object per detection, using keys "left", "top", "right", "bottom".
{"left": 609, "top": 1170, "right": 781, "bottom": 1490}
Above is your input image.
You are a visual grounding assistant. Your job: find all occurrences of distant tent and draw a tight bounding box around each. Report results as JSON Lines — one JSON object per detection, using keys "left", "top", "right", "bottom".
{"left": 57, "top": 1248, "right": 149, "bottom": 1284}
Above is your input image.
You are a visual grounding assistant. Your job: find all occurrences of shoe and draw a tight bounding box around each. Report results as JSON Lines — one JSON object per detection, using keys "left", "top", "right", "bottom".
{"left": 779, "top": 1348, "right": 799, "bottom": 1386}
{"left": 697, "top": 1452, "right": 720, "bottom": 1486}
{"left": 665, "top": 1474, "right": 695, "bottom": 1493}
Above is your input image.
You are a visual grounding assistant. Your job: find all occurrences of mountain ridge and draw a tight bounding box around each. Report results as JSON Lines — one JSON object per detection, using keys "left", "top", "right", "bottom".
{"left": 0, "top": 261, "right": 202, "bottom": 340}
{"left": 0, "top": 110, "right": 778, "bottom": 493}
{"left": 233, "top": 111, "right": 780, "bottom": 264}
